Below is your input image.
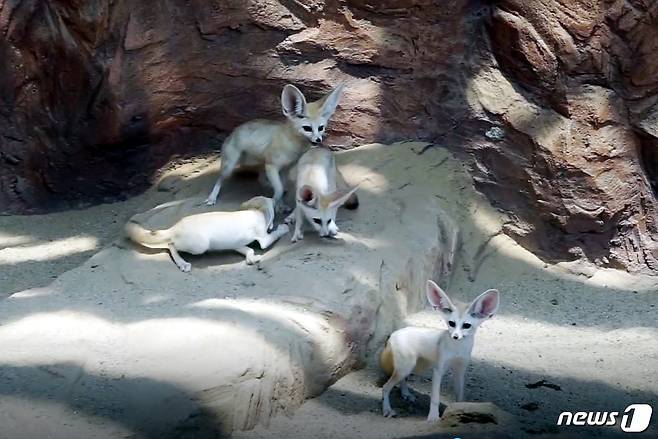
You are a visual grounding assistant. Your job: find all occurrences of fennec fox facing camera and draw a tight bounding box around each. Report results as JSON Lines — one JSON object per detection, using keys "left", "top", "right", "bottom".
{"left": 380, "top": 280, "right": 500, "bottom": 422}
{"left": 205, "top": 83, "right": 345, "bottom": 207}
{"left": 288, "top": 147, "right": 359, "bottom": 242}
{"left": 125, "top": 197, "right": 289, "bottom": 272}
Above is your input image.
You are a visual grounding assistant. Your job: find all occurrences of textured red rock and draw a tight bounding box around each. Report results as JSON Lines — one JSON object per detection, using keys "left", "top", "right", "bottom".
{"left": 0, "top": 0, "right": 656, "bottom": 273}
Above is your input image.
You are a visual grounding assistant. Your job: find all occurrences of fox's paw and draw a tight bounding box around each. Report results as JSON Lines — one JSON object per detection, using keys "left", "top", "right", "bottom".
{"left": 401, "top": 392, "right": 416, "bottom": 403}
{"left": 177, "top": 262, "right": 192, "bottom": 273}
{"left": 383, "top": 407, "right": 397, "bottom": 418}
{"left": 426, "top": 411, "right": 441, "bottom": 422}
{"left": 275, "top": 224, "right": 290, "bottom": 235}
{"left": 204, "top": 197, "right": 217, "bottom": 206}
{"left": 291, "top": 231, "right": 303, "bottom": 242}
{"left": 246, "top": 255, "right": 262, "bottom": 265}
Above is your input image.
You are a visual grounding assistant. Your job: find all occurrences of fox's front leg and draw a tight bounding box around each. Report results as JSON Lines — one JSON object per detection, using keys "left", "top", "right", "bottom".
{"left": 427, "top": 362, "right": 446, "bottom": 422}
{"left": 236, "top": 246, "right": 260, "bottom": 265}
{"left": 291, "top": 207, "right": 304, "bottom": 242}
{"left": 452, "top": 358, "right": 467, "bottom": 402}
{"left": 256, "top": 224, "right": 290, "bottom": 249}
{"left": 284, "top": 209, "right": 296, "bottom": 225}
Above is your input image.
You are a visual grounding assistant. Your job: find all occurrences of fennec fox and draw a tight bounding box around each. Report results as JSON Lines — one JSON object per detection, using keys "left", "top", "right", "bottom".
{"left": 125, "top": 196, "right": 289, "bottom": 272}
{"left": 288, "top": 147, "right": 359, "bottom": 242}
{"left": 380, "top": 280, "right": 500, "bottom": 422}
{"left": 205, "top": 83, "right": 345, "bottom": 207}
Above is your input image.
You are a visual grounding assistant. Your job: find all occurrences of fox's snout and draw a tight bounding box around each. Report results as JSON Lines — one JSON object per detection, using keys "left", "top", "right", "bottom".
{"left": 450, "top": 329, "right": 464, "bottom": 340}
{"left": 312, "top": 137, "right": 322, "bottom": 145}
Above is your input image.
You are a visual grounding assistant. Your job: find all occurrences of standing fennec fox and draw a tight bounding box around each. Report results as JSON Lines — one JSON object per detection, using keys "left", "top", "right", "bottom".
{"left": 380, "top": 280, "right": 500, "bottom": 422}
{"left": 125, "top": 196, "right": 289, "bottom": 272}
{"left": 205, "top": 83, "right": 345, "bottom": 207}
{"left": 287, "top": 147, "right": 359, "bottom": 242}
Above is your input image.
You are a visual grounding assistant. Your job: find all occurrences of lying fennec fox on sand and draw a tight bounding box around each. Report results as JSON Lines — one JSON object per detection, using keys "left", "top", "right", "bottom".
{"left": 125, "top": 196, "right": 289, "bottom": 272}
{"left": 287, "top": 147, "right": 359, "bottom": 241}
{"left": 205, "top": 83, "right": 345, "bottom": 207}
{"left": 380, "top": 280, "right": 500, "bottom": 421}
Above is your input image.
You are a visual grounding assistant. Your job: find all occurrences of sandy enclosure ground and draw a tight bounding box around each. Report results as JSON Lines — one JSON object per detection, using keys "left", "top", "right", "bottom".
{"left": 1, "top": 144, "right": 657, "bottom": 439}
{"left": 237, "top": 241, "right": 658, "bottom": 439}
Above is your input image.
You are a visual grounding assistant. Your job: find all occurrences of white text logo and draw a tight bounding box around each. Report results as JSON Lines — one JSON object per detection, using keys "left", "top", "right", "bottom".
{"left": 557, "top": 404, "right": 652, "bottom": 433}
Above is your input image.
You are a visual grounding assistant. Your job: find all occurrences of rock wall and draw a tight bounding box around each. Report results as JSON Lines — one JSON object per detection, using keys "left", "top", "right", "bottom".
{"left": 0, "top": 0, "right": 472, "bottom": 211}
{"left": 1, "top": 0, "right": 656, "bottom": 272}
{"left": 470, "top": 0, "right": 658, "bottom": 274}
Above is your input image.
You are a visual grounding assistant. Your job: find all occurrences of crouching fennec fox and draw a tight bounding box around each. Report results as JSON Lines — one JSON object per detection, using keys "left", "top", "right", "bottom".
{"left": 287, "top": 147, "right": 359, "bottom": 241}
{"left": 125, "top": 196, "right": 289, "bottom": 272}
{"left": 205, "top": 83, "right": 345, "bottom": 207}
{"left": 380, "top": 280, "right": 500, "bottom": 422}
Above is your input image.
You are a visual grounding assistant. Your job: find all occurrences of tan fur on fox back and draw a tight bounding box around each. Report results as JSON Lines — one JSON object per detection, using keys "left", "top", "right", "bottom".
{"left": 240, "top": 196, "right": 274, "bottom": 231}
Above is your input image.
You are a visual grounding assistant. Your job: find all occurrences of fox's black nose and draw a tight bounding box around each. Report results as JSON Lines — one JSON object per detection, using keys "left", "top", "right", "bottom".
{"left": 452, "top": 334, "right": 459, "bottom": 340}
{"left": 314, "top": 138, "right": 322, "bottom": 143}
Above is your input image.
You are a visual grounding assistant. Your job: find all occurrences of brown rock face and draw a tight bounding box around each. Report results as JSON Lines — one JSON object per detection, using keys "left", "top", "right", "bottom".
{"left": 1, "top": 0, "right": 656, "bottom": 273}
{"left": 471, "top": 0, "right": 658, "bottom": 273}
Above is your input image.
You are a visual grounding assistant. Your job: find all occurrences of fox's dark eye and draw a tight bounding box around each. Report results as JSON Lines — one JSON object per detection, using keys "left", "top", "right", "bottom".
{"left": 313, "top": 218, "right": 322, "bottom": 225}
{"left": 302, "top": 126, "right": 312, "bottom": 132}
{"left": 448, "top": 321, "right": 456, "bottom": 327}
{"left": 319, "top": 125, "right": 324, "bottom": 131}
{"left": 328, "top": 218, "right": 332, "bottom": 224}
{"left": 462, "top": 323, "right": 472, "bottom": 329}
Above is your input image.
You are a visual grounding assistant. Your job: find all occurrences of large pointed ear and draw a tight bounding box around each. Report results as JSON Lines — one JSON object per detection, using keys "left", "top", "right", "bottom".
{"left": 297, "top": 185, "right": 317, "bottom": 207}
{"left": 282, "top": 84, "right": 307, "bottom": 118}
{"left": 426, "top": 280, "right": 455, "bottom": 312}
{"left": 319, "top": 83, "right": 345, "bottom": 119}
{"left": 329, "top": 184, "right": 359, "bottom": 209}
{"left": 468, "top": 289, "right": 500, "bottom": 319}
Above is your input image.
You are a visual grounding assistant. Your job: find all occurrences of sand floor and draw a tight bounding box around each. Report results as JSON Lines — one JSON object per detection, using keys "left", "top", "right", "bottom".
{"left": 1, "top": 146, "right": 656, "bottom": 439}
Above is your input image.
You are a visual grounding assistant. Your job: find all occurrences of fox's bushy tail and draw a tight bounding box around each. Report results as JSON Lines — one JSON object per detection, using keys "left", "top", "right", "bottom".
{"left": 124, "top": 219, "right": 171, "bottom": 248}
{"left": 240, "top": 196, "right": 275, "bottom": 231}
{"left": 379, "top": 338, "right": 394, "bottom": 376}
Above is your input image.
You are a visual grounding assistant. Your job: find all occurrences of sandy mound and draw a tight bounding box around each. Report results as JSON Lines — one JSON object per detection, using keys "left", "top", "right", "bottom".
{"left": 0, "top": 142, "right": 481, "bottom": 436}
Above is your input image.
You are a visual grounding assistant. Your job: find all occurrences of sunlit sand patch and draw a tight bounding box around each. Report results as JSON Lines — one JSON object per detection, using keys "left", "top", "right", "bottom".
{"left": 0, "top": 236, "right": 99, "bottom": 265}
{"left": 9, "top": 287, "right": 56, "bottom": 299}
{"left": 0, "top": 233, "right": 32, "bottom": 249}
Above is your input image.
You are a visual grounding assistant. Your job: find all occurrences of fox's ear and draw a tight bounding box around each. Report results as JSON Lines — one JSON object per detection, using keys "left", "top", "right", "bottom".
{"left": 426, "top": 280, "right": 455, "bottom": 313}
{"left": 282, "top": 84, "right": 307, "bottom": 118}
{"left": 298, "top": 185, "right": 317, "bottom": 207}
{"left": 468, "top": 289, "right": 500, "bottom": 319}
{"left": 329, "top": 184, "right": 359, "bottom": 209}
{"left": 319, "top": 83, "right": 344, "bottom": 119}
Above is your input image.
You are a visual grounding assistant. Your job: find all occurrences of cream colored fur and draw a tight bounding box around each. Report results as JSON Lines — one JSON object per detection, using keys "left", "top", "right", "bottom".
{"left": 125, "top": 196, "right": 288, "bottom": 272}
{"left": 286, "top": 147, "right": 359, "bottom": 241}
{"left": 380, "top": 280, "right": 500, "bottom": 422}
{"left": 205, "top": 83, "right": 345, "bottom": 208}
